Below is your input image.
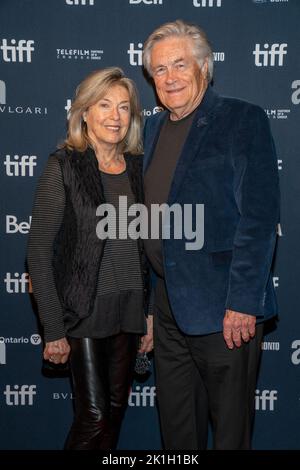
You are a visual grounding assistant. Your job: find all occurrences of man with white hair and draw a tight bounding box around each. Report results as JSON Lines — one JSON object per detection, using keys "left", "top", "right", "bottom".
{"left": 142, "top": 20, "right": 279, "bottom": 449}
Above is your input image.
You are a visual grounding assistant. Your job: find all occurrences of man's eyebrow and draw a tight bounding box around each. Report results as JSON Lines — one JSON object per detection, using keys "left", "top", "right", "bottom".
{"left": 153, "top": 57, "right": 185, "bottom": 69}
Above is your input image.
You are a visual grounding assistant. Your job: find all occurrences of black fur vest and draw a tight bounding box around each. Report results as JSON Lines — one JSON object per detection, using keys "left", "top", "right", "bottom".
{"left": 51, "top": 147, "right": 149, "bottom": 321}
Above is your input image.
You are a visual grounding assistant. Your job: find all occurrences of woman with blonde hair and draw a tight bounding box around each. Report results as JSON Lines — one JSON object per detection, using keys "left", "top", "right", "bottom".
{"left": 28, "top": 67, "right": 153, "bottom": 450}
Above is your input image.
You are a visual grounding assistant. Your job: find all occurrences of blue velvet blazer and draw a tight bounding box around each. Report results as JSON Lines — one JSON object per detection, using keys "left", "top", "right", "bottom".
{"left": 143, "top": 86, "right": 280, "bottom": 335}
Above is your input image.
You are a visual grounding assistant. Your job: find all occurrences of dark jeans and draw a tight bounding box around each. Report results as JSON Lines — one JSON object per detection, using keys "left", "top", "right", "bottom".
{"left": 65, "top": 333, "right": 138, "bottom": 450}
{"left": 154, "top": 278, "right": 263, "bottom": 450}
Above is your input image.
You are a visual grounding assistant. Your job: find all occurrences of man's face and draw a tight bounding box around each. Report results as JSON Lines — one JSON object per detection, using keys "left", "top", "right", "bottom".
{"left": 150, "top": 36, "right": 208, "bottom": 119}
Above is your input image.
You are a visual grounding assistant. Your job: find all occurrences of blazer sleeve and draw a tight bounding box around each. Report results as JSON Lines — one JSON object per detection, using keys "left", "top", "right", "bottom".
{"left": 225, "top": 105, "right": 280, "bottom": 316}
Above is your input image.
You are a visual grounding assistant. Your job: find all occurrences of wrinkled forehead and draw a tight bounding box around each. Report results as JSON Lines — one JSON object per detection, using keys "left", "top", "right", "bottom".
{"left": 150, "top": 36, "right": 196, "bottom": 66}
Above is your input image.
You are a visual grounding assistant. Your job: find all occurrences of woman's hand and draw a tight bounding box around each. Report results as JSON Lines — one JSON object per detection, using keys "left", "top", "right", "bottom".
{"left": 138, "top": 315, "right": 153, "bottom": 354}
{"left": 44, "top": 337, "right": 71, "bottom": 364}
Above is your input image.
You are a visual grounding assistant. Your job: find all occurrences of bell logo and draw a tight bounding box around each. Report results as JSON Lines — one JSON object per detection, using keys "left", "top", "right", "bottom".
{"left": 6, "top": 215, "right": 32, "bottom": 234}
{"left": 0, "top": 80, "right": 5, "bottom": 104}
{"left": 127, "top": 43, "right": 143, "bottom": 66}
{"left": 291, "top": 80, "right": 300, "bottom": 105}
{"left": 255, "top": 389, "right": 277, "bottom": 411}
{"left": 291, "top": 340, "right": 300, "bottom": 365}
{"left": 193, "top": 0, "right": 222, "bottom": 6}
{"left": 4, "top": 385, "right": 37, "bottom": 405}
{"left": 253, "top": 43, "right": 287, "bottom": 66}
{"left": 129, "top": 0, "right": 163, "bottom": 4}
{"left": 0, "top": 39, "right": 35, "bottom": 63}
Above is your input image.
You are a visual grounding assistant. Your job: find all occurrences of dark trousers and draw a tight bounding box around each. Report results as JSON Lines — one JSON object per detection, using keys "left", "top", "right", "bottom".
{"left": 154, "top": 278, "right": 263, "bottom": 450}
{"left": 65, "top": 333, "right": 138, "bottom": 450}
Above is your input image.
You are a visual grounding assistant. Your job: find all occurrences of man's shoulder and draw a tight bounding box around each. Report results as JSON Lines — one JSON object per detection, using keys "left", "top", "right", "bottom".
{"left": 219, "top": 94, "right": 266, "bottom": 119}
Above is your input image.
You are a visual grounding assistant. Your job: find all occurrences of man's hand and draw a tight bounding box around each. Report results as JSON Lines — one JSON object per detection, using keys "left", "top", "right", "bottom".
{"left": 44, "top": 337, "right": 71, "bottom": 364}
{"left": 223, "top": 309, "right": 256, "bottom": 349}
{"left": 138, "top": 315, "right": 153, "bottom": 353}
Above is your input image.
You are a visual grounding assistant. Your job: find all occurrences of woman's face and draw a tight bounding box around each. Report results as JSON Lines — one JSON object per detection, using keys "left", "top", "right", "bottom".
{"left": 84, "top": 84, "right": 131, "bottom": 149}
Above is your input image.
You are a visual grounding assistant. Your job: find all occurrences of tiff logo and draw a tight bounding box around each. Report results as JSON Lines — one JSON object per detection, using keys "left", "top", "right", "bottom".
{"left": 255, "top": 389, "right": 277, "bottom": 411}
{"left": 253, "top": 43, "right": 287, "bottom": 66}
{"left": 193, "top": 0, "right": 222, "bottom": 6}
{"left": 128, "top": 43, "right": 143, "bottom": 66}
{"left": 0, "top": 39, "right": 35, "bottom": 63}
{"left": 4, "top": 385, "right": 36, "bottom": 405}
{"left": 66, "top": 0, "right": 94, "bottom": 4}
{"left": 4, "top": 273, "right": 31, "bottom": 293}
{"left": 0, "top": 341, "right": 6, "bottom": 365}
{"left": 291, "top": 340, "right": 300, "bottom": 365}
{"left": 0, "top": 79, "right": 5, "bottom": 104}
{"left": 128, "top": 385, "right": 156, "bottom": 407}
{"left": 6, "top": 215, "right": 32, "bottom": 234}
{"left": 291, "top": 80, "right": 300, "bottom": 105}
{"left": 4, "top": 155, "right": 37, "bottom": 176}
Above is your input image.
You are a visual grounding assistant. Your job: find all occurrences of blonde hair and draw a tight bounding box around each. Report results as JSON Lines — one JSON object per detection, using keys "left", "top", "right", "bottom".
{"left": 143, "top": 19, "right": 214, "bottom": 82}
{"left": 63, "top": 67, "right": 143, "bottom": 154}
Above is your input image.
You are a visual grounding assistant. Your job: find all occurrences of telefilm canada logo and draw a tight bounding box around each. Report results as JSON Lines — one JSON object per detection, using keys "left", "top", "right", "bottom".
{"left": 56, "top": 47, "right": 103, "bottom": 61}
{"left": 264, "top": 108, "right": 290, "bottom": 120}
{"left": 0, "top": 80, "right": 48, "bottom": 116}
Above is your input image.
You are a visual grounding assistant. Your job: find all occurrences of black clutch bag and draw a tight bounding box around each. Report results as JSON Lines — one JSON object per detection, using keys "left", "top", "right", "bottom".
{"left": 134, "top": 352, "right": 151, "bottom": 375}
{"left": 42, "top": 358, "right": 69, "bottom": 376}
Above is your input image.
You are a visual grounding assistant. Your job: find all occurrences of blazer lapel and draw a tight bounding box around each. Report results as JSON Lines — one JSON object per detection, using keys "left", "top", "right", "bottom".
{"left": 168, "top": 87, "right": 221, "bottom": 204}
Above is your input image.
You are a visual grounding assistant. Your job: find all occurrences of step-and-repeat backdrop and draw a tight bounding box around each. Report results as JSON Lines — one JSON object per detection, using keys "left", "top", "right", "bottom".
{"left": 1, "top": 0, "right": 299, "bottom": 450}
